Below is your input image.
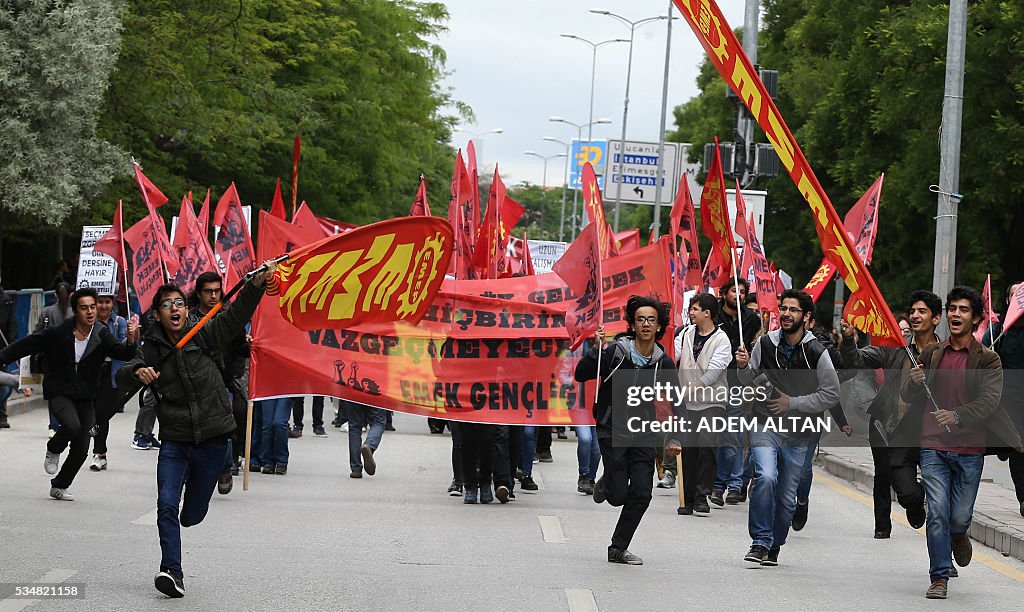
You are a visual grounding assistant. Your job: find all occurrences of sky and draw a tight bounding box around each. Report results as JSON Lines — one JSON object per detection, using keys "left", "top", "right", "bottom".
{"left": 434, "top": 0, "right": 747, "bottom": 188}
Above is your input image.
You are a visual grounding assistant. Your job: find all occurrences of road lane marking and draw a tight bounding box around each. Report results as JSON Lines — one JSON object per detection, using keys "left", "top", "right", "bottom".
{"left": 0, "top": 569, "right": 77, "bottom": 612}
{"left": 565, "top": 588, "right": 599, "bottom": 612}
{"left": 132, "top": 509, "right": 157, "bottom": 525}
{"left": 538, "top": 515, "right": 566, "bottom": 543}
{"left": 816, "top": 471, "right": 1024, "bottom": 583}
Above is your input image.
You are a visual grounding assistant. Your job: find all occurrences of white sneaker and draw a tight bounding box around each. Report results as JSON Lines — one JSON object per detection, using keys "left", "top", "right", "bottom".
{"left": 657, "top": 472, "right": 676, "bottom": 489}
{"left": 49, "top": 487, "right": 74, "bottom": 501}
{"left": 340, "top": 423, "right": 349, "bottom": 432}
{"left": 44, "top": 450, "right": 60, "bottom": 475}
{"left": 89, "top": 454, "right": 107, "bottom": 471}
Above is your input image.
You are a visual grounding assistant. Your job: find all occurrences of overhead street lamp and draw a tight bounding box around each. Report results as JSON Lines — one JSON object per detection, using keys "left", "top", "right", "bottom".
{"left": 522, "top": 151, "right": 566, "bottom": 190}
{"left": 549, "top": 116, "right": 612, "bottom": 238}
{"left": 590, "top": 9, "right": 673, "bottom": 232}
{"left": 559, "top": 35, "right": 628, "bottom": 146}
{"left": 543, "top": 136, "right": 572, "bottom": 242}
{"left": 453, "top": 127, "right": 504, "bottom": 172}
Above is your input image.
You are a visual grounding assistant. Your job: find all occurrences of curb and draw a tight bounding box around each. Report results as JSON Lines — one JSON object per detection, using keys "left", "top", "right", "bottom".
{"left": 815, "top": 449, "right": 1024, "bottom": 563}
{"left": 4, "top": 394, "right": 47, "bottom": 418}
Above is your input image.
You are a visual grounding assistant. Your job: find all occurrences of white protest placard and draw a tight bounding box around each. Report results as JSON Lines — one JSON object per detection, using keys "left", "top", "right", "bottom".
{"left": 526, "top": 240, "right": 567, "bottom": 275}
{"left": 76, "top": 226, "right": 118, "bottom": 294}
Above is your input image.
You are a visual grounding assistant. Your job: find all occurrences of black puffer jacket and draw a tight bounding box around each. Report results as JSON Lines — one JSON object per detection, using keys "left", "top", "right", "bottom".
{"left": 0, "top": 319, "right": 136, "bottom": 400}
{"left": 117, "top": 282, "right": 264, "bottom": 445}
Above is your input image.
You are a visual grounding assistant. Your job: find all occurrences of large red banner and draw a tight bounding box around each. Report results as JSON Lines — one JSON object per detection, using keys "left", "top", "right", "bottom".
{"left": 676, "top": 0, "right": 903, "bottom": 347}
{"left": 250, "top": 222, "right": 673, "bottom": 425}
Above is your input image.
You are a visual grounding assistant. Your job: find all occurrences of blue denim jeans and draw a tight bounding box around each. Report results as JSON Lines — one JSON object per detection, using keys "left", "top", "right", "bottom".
{"left": 575, "top": 426, "right": 600, "bottom": 479}
{"left": 250, "top": 400, "right": 264, "bottom": 466}
{"left": 156, "top": 437, "right": 229, "bottom": 575}
{"left": 748, "top": 428, "right": 811, "bottom": 549}
{"left": 796, "top": 430, "right": 824, "bottom": 503}
{"left": 347, "top": 403, "right": 386, "bottom": 472}
{"left": 260, "top": 398, "right": 291, "bottom": 467}
{"left": 714, "top": 405, "right": 747, "bottom": 492}
{"left": 920, "top": 449, "right": 984, "bottom": 581}
{"left": 0, "top": 383, "right": 11, "bottom": 418}
{"left": 521, "top": 426, "right": 537, "bottom": 477}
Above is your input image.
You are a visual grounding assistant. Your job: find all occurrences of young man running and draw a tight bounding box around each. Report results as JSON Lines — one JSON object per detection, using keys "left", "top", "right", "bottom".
{"left": 120, "top": 262, "right": 274, "bottom": 598}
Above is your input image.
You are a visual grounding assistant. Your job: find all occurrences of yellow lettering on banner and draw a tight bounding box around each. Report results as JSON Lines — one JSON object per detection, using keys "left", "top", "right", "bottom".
{"left": 797, "top": 172, "right": 830, "bottom": 228}
{"left": 397, "top": 232, "right": 446, "bottom": 319}
{"left": 309, "top": 250, "right": 364, "bottom": 314}
{"left": 764, "top": 109, "right": 796, "bottom": 173}
{"left": 730, "top": 61, "right": 762, "bottom": 119}
{"left": 330, "top": 234, "right": 395, "bottom": 320}
{"left": 828, "top": 226, "right": 862, "bottom": 292}
{"left": 364, "top": 243, "right": 414, "bottom": 312}
{"left": 279, "top": 252, "right": 341, "bottom": 322}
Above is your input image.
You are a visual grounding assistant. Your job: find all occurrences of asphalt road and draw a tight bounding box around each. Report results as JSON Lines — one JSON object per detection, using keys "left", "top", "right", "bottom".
{"left": 1, "top": 399, "right": 1023, "bottom": 611}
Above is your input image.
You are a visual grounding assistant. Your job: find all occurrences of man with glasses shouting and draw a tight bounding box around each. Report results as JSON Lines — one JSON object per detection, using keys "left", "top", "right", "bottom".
{"left": 735, "top": 289, "right": 840, "bottom": 567}
{"left": 120, "top": 262, "right": 275, "bottom": 599}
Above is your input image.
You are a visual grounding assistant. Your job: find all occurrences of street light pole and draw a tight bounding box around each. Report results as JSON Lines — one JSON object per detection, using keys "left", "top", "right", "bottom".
{"left": 453, "top": 127, "right": 504, "bottom": 173}
{"left": 544, "top": 136, "right": 572, "bottom": 242}
{"left": 651, "top": 0, "right": 674, "bottom": 241}
{"left": 590, "top": 11, "right": 670, "bottom": 232}
{"left": 523, "top": 151, "right": 566, "bottom": 189}
{"left": 549, "top": 116, "right": 612, "bottom": 240}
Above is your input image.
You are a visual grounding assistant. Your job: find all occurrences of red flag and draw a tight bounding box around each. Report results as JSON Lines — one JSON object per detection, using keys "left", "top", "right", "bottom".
{"left": 734, "top": 184, "right": 753, "bottom": 281}
{"left": 581, "top": 163, "right": 618, "bottom": 258}
{"left": 974, "top": 274, "right": 1000, "bottom": 343}
{"left": 270, "top": 178, "right": 287, "bottom": 220}
{"left": 291, "top": 134, "right": 301, "bottom": 218}
{"left": 292, "top": 201, "right": 325, "bottom": 236}
{"left": 466, "top": 140, "right": 480, "bottom": 243}
{"left": 473, "top": 167, "right": 524, "bottom": 279}
{"left": 522, "top": 233, "right": 535, "bottom": 276}
{"left": 213, "top": 183, "right": 256, "bottom": 289}
{"left": 804, "top": 175, "right": 884, "bottom": 302}
{"left": 743, "top": 210, "right": 779, "bottom": 321}
{"left": 612, "top": 229, "right": 641, "bottom": 254}
{"left": 172, "top": 194, "right": 219, "bottom": 294}
{"left": 700, "top": 139, "right": 734, "bottom": 289}
{"left": 669, "top": 173, "right": 702, "bottom": 289}
{"left": 410, "top": 175, "right": 431, "bottom": 217}
{"left": 94, "top": 201, "right": 128, "bottom": 272}
{"left": 446, "top": 151, "right": 475, "bottom": 279}
{"left": 133, "top": 163, "right": 169, "bottom": 208}
{"left": 1004, "top": 283, "right": 1024, "bottom": 332}
{"left": 553, "top": 222, "right": 604, "bottom": 351}
{"left": 197, "top": 189, "right": 211, "bottom": 238}
{"left": 124, "top": 217, "right": 176, "bottom": 311}
{"left": 675, "top": 0, "right": 903, "bottom": 347}
{"left": 265, "top": 216, "right": 454, "bottom": 330}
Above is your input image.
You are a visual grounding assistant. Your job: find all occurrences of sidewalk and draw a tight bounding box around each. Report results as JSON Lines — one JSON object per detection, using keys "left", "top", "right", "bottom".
{"left": 816, "top": 445, "right": 1024, "bottom": 562}
{"left": 3, "top": 388, "right": 46, "bottom": 418}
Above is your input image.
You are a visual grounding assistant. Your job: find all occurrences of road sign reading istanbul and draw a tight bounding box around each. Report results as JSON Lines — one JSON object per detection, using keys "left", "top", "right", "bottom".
{"left": 569, "top": 139, "right": 608, "bottom": 189}
{"left": 603, "top": 140, "right": 679, "bottom": 205}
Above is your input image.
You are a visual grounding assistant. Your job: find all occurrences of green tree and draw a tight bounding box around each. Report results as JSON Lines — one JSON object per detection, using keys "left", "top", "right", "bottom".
{"left": 0, "top": 0, "right": 126, "bottom": 247}
{"left": 671, "top": 1, "right": 1024, "bottom": 310}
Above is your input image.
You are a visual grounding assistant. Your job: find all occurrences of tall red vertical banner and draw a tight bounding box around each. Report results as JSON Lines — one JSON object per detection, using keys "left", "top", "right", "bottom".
{"left": 674, "top": 0, "right": 903, "bottom": 347}
{"left": 291, "top": 134, "right": 302, "bottom": 219}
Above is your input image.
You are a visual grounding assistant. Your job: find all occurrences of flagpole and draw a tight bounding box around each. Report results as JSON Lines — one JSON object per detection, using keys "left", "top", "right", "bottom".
{"left": 902, "top": 344, "right": 951, "bottom": 434}
{"left": 729, "top": 242, "right": 744, "bottom": 349}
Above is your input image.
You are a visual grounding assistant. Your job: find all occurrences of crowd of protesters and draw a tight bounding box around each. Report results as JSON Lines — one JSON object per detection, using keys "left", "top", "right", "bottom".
{"left": 2, "top": 258, "right": 1023, "bottom": 602}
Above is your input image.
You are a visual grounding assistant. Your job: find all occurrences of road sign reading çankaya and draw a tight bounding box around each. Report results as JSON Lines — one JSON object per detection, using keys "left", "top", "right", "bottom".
{"left": 569, "top": 140, "right": 607, "bottom": 190}
{"left": 76, "top": 225, "right": 118, "bottom": 294}
{"left": 603, "top": 140, "right": 679, "bottom": 205}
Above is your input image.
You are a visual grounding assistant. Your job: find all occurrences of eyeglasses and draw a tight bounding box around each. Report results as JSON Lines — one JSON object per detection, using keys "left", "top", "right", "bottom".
{"left": 159, "top": 298, "right": 186, "bottom": 310}
{"left": 634, "top": 316, "right": 658, "bottom": 325}
{"left": 778, "top": 306, "right": 804, "bottom": 314}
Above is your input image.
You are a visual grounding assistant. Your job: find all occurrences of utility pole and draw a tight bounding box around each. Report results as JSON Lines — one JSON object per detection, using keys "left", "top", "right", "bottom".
{"left": 932, "top": 0, "right": 967, "bottom": 309}
{"left": 739, "top": 0, "right": 758, "bottom": 188}
{"left": 651, "top": 0, "right": 673, "bottom": 241}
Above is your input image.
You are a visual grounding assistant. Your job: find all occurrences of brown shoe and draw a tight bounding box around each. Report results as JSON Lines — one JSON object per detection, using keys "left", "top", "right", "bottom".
{"left": 360, "top": 444, "right": 376, "bottom": 476}
{"left": 217, "top": 473, "right": 233, "bottom": 495}
{"left": 925, "top": 579, "right": 947, "bottom": 599}
{"left": 952, "top": 535, "right": 972, "bottom": 567}
{"left": 350, "top": 471, "right": 363, "bottom": 479}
